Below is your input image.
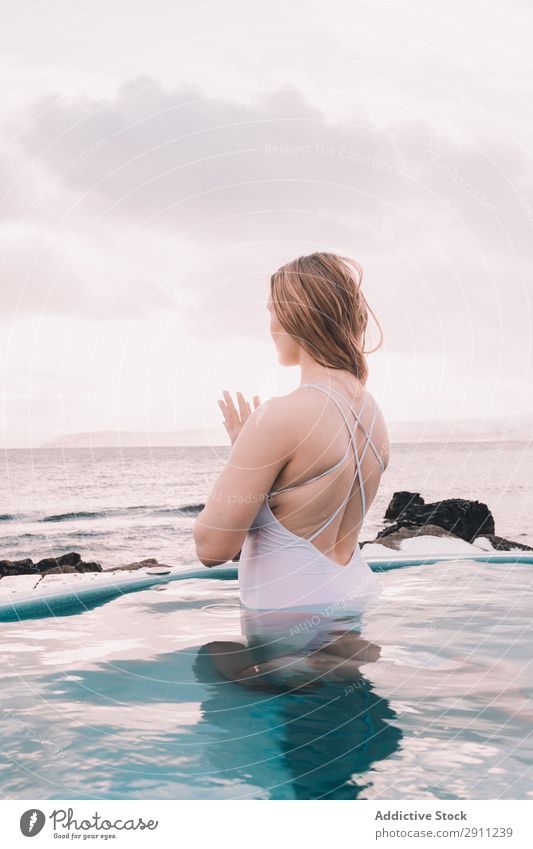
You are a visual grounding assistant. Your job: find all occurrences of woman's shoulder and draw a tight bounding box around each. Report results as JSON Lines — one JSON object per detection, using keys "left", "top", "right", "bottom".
{"left": 263, "top": 385, "right": 328, "bottom": 415}
{"left": 252, "top": 387, "right": 322, "bottom": 440}
{"left": 265, "top": 383, "right": 390, "bottom": 468}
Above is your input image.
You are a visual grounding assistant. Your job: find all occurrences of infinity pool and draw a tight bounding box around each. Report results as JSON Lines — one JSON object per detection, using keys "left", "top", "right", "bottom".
{"left": 1, "top": 558, "right": 532, "bottom": 800}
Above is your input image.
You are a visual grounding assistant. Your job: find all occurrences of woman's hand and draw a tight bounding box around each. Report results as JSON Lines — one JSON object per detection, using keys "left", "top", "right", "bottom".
{"left": 218, "top": 390, "right": 261, "bottom": 445}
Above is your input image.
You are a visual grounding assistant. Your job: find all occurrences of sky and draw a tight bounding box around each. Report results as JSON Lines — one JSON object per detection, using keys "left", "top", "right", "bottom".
{"left": 1, "top": 0, "right": 532, "bottom": 447}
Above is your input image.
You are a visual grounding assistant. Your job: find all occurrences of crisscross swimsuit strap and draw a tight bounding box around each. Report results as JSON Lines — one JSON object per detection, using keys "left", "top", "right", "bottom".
{"left": 268, "top": 382, "right": 384, "bottom": 542}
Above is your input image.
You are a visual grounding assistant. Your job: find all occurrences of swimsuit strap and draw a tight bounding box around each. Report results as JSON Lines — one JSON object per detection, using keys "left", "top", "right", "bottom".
{"left": 269, "top": 382, "right": 384, "bottom": 499}
{"left": 269, "top": 434, "right": 354, "bottom": 497}
{"left": 319, "top": 384, "right": 385, "bottom": 472}
{"left": 304, "top": 383, "right": 379, "bottom": 542}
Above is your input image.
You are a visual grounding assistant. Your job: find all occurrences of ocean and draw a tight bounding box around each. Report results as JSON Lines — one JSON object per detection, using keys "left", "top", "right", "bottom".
{"left": 1, "top": 441, "right": 533, "bottom": 800}
{"left": 1, "top": 441, "right": 532, "bottom": 568}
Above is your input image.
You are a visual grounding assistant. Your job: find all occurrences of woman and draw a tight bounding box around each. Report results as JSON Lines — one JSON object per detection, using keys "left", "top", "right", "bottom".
{"left": 193, "top": 251, "right": 390, "bottom": 611}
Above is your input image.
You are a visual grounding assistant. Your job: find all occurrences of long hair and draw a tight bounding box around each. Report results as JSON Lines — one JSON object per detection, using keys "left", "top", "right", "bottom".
{"left": 270, "top": 252, "right": 383, "bottom": 384}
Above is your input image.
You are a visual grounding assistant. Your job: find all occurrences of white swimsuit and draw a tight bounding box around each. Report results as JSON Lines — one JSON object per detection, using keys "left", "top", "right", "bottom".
{"left": 238, "top": 382, "right": 385, "bottom": 612}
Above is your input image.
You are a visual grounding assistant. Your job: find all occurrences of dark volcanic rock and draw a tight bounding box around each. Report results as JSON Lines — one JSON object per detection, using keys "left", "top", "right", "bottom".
{"left": 40, "top": 562, "right": 102, "bottom": 575}
{"left": 35, "top": 552, "right": 82, "bottom": 572}
{"left": 40, "top": 564, "right": 78, "bottom": 575}
{"left": 105, "top": 557, "right": 163, "bottom": 572}
{"left": 0, "top": 552, "right": 102, "bottom": 578}
{"left": 474, "top": 533, "right": 533, "bottom": 552}
{"left": 379, "top": 491, "right": 495, "bottom": 543}
{"left": 361, "top": 523, "right": 462, "bottom": 552}
{"left": 384, "top": 492, "right": 425, "bottom": 520}
{"left": 1, "top": 552, "right": 164, "bottom": 579}
{"left": 74, "top": 561, "right": 102, "bottom": 572}
{"left": 0, "top": 558, "right": 35, "bottom": 578}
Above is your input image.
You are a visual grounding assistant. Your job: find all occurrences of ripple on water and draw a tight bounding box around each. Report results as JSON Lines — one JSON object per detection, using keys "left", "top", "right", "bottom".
{"left": 0, "top": 558, "right": 531, "bottom": 799}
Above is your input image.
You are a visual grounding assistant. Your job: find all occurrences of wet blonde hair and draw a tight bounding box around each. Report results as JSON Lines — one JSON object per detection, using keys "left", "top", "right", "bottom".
{"left": 270, "top": 252, "right": 383, "bottom": 384}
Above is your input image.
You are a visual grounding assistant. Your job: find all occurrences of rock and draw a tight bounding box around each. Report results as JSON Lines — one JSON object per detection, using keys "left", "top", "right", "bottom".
{"left": 76, "top": 561, "right": 102, "bottom": 572}
{"left": 0, "top": 558, "right": 36, "bottom": 578}
{"left": 384, "top": 492, "right": 425, "bottom": 520}
{"left": 0, "top": 552, "right": 102, "bottom": 579}
{"left": 379, "top": 491, "right": 494, "bottom": 543}
{"left": 40, "top": 564, "right": 77, "bottom": 575}
{"left": 363, "top": 491, "right": 530, "bottom": 551}
{"left": 105, "top": 557, "right": 164, "bottom": 572}
{"left": 40, "top": 561, "right": 102, "bottom": 575}
{"left": 0, "top": 558, "right": 33, "bottom": 568}
{"left": 34, "top": 552, "right": 82, "bottom": 572}
{"left": 361, "top": 523, "right": 461, "bottom": 551}
{"left": 474, "top": 533, "right": 533, "bottom": 552}
{"left": 1, "top": 553, "right": 160, "bottom": 579}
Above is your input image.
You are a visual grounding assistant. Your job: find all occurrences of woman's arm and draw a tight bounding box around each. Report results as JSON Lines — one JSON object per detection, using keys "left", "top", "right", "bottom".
{"left": 193, "top": 396, "right": 294, "bottom": 566}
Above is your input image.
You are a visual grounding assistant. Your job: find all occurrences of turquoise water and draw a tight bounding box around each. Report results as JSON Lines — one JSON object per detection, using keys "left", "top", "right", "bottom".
{"left": 1, "top": 556, "right": 532, "bottom": 800}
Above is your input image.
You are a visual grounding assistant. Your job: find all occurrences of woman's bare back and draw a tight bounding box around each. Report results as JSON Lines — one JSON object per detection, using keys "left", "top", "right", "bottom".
{"left": 267, "top": 381, "right": 389, "bottom": 566}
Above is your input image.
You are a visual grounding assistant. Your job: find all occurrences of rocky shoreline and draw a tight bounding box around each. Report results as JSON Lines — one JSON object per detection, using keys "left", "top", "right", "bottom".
{"left": 360, "top": 491, "right": 533, "bottom": 552}
{"left": 1, "top": 491, "right": 531, "bottom": 579}
{"left": 0, "top": 553, "right": 166, "bottom": 579}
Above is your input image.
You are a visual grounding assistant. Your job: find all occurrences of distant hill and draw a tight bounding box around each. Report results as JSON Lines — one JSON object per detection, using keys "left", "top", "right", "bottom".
{"left": 32, "top": 413, "right": 533, "bottom": 448}
{"left": 387, "top": 412, "right": 533, "bottom": 444}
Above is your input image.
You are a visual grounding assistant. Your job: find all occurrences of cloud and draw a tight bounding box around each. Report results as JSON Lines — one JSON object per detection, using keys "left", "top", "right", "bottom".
{"left": 1, "top": 68, "right": 531, "bottom": 386}
{"left": 1, "top": 0, "right": 532, "bottom": 445}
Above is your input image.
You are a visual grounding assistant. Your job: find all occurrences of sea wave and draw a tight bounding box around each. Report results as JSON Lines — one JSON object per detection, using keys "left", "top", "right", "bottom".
{"left": 153, "top": 504, "right": 204, "bottom": 516}
{"left": 0, "top": 503, "right": 206, "bottom": 523}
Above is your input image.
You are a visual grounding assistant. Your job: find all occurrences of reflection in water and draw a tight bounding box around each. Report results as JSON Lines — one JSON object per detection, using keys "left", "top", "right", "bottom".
{"left": 194, "top": 603, "right": 403, "bottom": 799}
{"left": 4, "top": 560, "right": 531, "bottom": 799}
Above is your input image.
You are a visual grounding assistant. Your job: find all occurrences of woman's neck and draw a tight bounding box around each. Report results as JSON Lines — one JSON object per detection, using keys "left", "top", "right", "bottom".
{"left": 298, "top": 353, "right": 328, "bottom": 382}
{"left": 297, "top": 352, "right": 367, "bottom": 402}
{"left": 299, "top": 364, "right": 356, "bottom": 389}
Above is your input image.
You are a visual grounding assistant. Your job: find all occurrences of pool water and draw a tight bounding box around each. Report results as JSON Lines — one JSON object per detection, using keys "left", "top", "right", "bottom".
{"left": 1, "top": 558, "right": 532, "bottom": 800}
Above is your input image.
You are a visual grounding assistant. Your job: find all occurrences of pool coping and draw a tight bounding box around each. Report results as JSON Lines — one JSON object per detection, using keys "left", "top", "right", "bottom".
{"left": 1, "top": 551, "right": 532, "bottom": 622}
